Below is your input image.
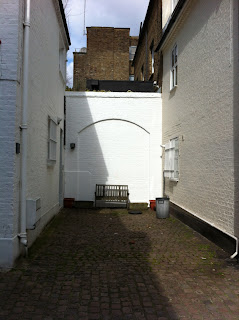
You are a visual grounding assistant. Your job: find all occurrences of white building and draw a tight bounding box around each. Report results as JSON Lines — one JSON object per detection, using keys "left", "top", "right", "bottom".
{"left": 156, "top": 0, "right": 239, "bottom": 253}
{"left": 0, "top": 0, "right": 70, "bottom": 268}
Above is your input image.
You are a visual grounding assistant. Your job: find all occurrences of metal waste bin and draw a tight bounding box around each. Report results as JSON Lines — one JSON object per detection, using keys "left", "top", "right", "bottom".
{"left": 156, "top": 197, "right": 170, "bottom": 219}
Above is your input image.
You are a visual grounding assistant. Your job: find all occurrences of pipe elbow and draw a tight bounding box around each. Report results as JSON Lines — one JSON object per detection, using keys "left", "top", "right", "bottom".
{"left": 18, "top": 233, "right": 28, "bottom": 247}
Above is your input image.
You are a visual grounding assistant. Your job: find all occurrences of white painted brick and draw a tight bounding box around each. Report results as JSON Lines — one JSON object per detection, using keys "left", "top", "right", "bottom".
{"left": 65, "top": 92, "right": 162, "bottom": 204}
{"left": 162, "top": 0, "right": 235, "bottom": 234}
{"left": 0, "top": 0, "right": 69, "bottom": 267}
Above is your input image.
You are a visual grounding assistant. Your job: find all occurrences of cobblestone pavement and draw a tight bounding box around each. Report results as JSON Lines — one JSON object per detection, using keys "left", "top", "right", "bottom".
{"left": 0, "top": 208, "right": 239, "bottom": 320}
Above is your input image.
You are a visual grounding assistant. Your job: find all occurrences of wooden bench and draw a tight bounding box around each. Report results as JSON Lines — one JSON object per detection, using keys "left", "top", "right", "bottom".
{"left": 95, "top": 184, "right": 129, "bottom": 208}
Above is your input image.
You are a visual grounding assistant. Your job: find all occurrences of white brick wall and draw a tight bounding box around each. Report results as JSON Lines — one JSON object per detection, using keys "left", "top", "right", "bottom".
{"left": 162, "top": 0, "right": 235, "bottom": 234}
{"left": 0, "top": 0, "right": 23, "bottom": 267}
{"left": 65, "top": 92, "right": 162, "bottom": 204}
{"left": 0, "top": 0, "right": 69, "bottom": 267}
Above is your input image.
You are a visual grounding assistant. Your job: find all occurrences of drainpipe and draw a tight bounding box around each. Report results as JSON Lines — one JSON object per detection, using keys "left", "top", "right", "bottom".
{"left": 230, "top": 237, "right": 238, "bottom": 260}
{"left": 19, "top": 0, "right": 31, "bottom": 251}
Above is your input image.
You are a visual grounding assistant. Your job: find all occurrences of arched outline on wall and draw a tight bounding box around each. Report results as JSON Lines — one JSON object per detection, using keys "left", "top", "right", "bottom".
{"left": 78, "top": 118, "right": 150, "bottom": 135}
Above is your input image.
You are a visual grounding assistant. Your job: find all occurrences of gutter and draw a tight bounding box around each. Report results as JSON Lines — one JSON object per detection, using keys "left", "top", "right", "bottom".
{"left": 58, "top": 0, "right": 71, "bottom": 45}
{"left": 155, "top": 0, "right": 187, "bottom": 52}
{"left": 18, "top": 0, "right": 31, "bottom": 251}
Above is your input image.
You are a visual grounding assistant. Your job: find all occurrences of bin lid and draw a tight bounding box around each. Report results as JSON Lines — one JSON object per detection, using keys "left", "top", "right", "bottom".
{"left": 156, "top": 197, "right": 170, "bottom": 200}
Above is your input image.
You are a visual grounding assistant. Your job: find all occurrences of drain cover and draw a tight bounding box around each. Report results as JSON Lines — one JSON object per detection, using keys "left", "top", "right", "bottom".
{"left": 128, "top": 210, "right": 142, "bottom": 214}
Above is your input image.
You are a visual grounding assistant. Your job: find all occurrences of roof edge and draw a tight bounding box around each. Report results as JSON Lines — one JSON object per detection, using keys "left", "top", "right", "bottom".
{"left": 155, "top": 0, "right": 187, "bottom": 52}
{"left": 58, "top": 0, "right": 71, "bottom": 45}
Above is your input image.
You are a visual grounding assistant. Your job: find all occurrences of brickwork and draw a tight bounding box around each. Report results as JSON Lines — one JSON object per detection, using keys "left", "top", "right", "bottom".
{"left": 73, "top": 52, "right": 87, "bottom": 91}
{"left": 1, "top": 208, "right": 238, "bottom": 319}
{"left": 73, "top": 27, "right": 138, "bottom": 91}
{"left": 134, "top": 0, "right": 163, "bottom": 87}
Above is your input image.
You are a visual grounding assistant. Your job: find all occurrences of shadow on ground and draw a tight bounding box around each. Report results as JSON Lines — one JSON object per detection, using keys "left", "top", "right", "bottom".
{"left": 0, "top": 208, "right": 239, "bottom": 320}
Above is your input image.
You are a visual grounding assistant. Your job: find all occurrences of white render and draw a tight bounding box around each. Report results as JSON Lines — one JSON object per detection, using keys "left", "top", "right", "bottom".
{"left": 161, "top": 0, "right": 239, "bottom": 236}
{"left": 65, "top": 92, "right": 162, "bottom": 204}
{"left": 162, "top": 0, "right": 179, "bottom": 29}
{"left": 0, "top": 0, "right": 69, "bottom": 268}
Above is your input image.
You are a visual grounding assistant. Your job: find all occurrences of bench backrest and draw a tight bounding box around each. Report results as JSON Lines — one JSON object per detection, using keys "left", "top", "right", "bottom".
{"left": 95, "top": 184, "right": 128, "bottom": 201}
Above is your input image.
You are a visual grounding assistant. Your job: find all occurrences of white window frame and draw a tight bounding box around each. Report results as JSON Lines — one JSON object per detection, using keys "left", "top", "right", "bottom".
{"left": 151, "top": 42, "right": 154, "bottom": 74}
{"left": 141, "top": 65, "right": 144, "bottom": 81}
{"left": 129, "top": 46, "right": 137, "bottom": 61}
{"left": 164, "top": 137, "right": 179, "bottom": 181}
{"left": 48, "top": 117, "right": 57, "bottom": 162}
{"left": 170, "top": 44, "right": 178, "bottom": 90}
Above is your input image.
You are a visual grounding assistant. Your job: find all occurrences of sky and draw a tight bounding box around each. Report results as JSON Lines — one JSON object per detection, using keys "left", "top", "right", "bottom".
{"left": 64, "top": 0, "right": 150, "bottom": 87}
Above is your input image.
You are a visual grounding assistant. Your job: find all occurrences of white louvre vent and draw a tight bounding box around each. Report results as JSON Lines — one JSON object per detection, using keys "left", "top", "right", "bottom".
{"left": 164, "top": 137, "right": 179, "bottom": 180}
{"left": 26, "top": 198, "right": 41, "bottom": 229}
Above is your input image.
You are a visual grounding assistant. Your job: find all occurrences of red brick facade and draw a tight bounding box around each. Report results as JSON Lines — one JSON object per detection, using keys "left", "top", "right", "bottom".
{"left": 133, "top": 0, "right": 163, "bottom": 88}
{"left": 73, "top": 27, "right": 138, "bottom": 91}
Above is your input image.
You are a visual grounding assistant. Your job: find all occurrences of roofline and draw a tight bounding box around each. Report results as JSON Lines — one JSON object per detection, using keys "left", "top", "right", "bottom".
{"left": 155, "top": 0, "right": 187, "bottom": 52}
{"left": 86, "top": 27, "right": 130, "bottom": 30}
{"left": 58, "top": 0, "right": 71, "bottom": 45}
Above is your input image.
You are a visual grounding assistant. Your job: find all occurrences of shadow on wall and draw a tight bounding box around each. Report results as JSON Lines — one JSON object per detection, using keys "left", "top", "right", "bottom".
{"left": 65, "top": 92, "right": 151, "bottom": 204}
{"left": 65, "top": 93, "right": 108, "bottom": 202}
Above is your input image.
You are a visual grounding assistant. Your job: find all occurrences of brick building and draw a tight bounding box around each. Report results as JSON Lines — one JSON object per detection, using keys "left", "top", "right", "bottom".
{"left": 73, "top": 27, "right": 138, "bottom": 91}
{"left": 133, "top": 0, "right": 162, "bottom": 88}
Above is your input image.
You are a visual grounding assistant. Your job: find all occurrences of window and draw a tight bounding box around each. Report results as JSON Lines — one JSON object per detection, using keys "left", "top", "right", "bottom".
{"left": 170, "top": 44, "right": 178, "bottom": 90}
{"left": 150, "top": 41, "right": 154, "bottom": 74}
{"left": 48, "top": 117, "right": 57, "bottom": 161}
{"left": 129, "top": 46, "right": 137, "bottom": 61}
{"left": 129, "top": 75, "right": 134, "bottom": 81}
{"left": 164, "top": 137, "right": 179, "bottom": 180}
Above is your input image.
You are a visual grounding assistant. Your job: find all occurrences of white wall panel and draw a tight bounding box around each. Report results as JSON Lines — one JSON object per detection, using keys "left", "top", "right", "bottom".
{"left": 65, "top": 92, "right": 162, "bottom": 204}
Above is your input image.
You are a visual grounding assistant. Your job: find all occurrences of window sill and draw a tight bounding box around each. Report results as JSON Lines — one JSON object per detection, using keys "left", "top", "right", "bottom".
{"left": 47, "top": 160, "right": 56, "bottom": 167}
{"left": 169, "top": 178, "right": 179, "bottom": 182}
{"left": 170, "top": 85, "right": 177, "bottom": 93}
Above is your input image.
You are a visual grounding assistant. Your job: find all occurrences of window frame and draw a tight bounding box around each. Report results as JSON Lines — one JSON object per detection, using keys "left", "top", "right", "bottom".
{"left": 141, "top": 65, "right": 144, "bottom": 81}
{"left": 164, "top": 137, "right": 179, "bottom": 181}
{"left": 129, "top": 46, "right": 137, "bottom": 61}
{"left": 170, "top": 44, "right": 178, "bottom": 90}
{"left": 48, "top": 116, "right": 57, "bottom": 163}
{"left": 150, "top": 41, "right": 154, "bottom": 74}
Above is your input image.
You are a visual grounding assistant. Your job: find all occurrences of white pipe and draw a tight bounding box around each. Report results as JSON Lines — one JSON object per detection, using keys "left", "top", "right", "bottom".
{"left": 19, "top": 0, "right": 31, "bottom": 249}
{"left": 170, "top": 201, "right": 238, "bottom": 260}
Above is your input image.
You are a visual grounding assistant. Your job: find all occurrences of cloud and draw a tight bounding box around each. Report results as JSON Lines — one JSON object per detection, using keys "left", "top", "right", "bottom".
{"left": 65, "top": 0, "right": 149, "bottom": 87}
{"left": 66, "top": 61, "right": 73, "bottom": 87}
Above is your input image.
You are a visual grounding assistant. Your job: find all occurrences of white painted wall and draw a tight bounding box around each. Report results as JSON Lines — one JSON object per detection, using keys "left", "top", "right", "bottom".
{"left": 0, "top": 0, "right": 23, "bottom": 268}
{"left": 0, "top": 0, "right": 69, "bottom": 268}
{"left": 65, "top": 92, "right": 162, "bottom": 204}
{"left": 162, "top": 0, "right": 236, "bottom": 235}
{"left": 162, "top": 0, "right": 179, "bottom": 29}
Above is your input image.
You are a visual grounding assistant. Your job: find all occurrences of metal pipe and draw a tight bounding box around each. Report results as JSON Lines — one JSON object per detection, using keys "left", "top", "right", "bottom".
{"left": 19, "top": 0, "right": 31, "bottom": 250}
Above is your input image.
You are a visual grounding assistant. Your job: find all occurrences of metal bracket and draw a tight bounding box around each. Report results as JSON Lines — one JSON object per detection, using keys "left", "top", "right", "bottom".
{"left": 19, "top": 124, "right": 28, "bottom": 130}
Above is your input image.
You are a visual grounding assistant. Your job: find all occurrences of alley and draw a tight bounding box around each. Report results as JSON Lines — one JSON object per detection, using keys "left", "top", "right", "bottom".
{"left": 0, "top": 208, "right": 238, "bottom": 320}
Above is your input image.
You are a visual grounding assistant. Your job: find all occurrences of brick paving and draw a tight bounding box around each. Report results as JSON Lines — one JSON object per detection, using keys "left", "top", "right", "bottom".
{"left": 0, "top": 208, "right": 239, "bottom": 320}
